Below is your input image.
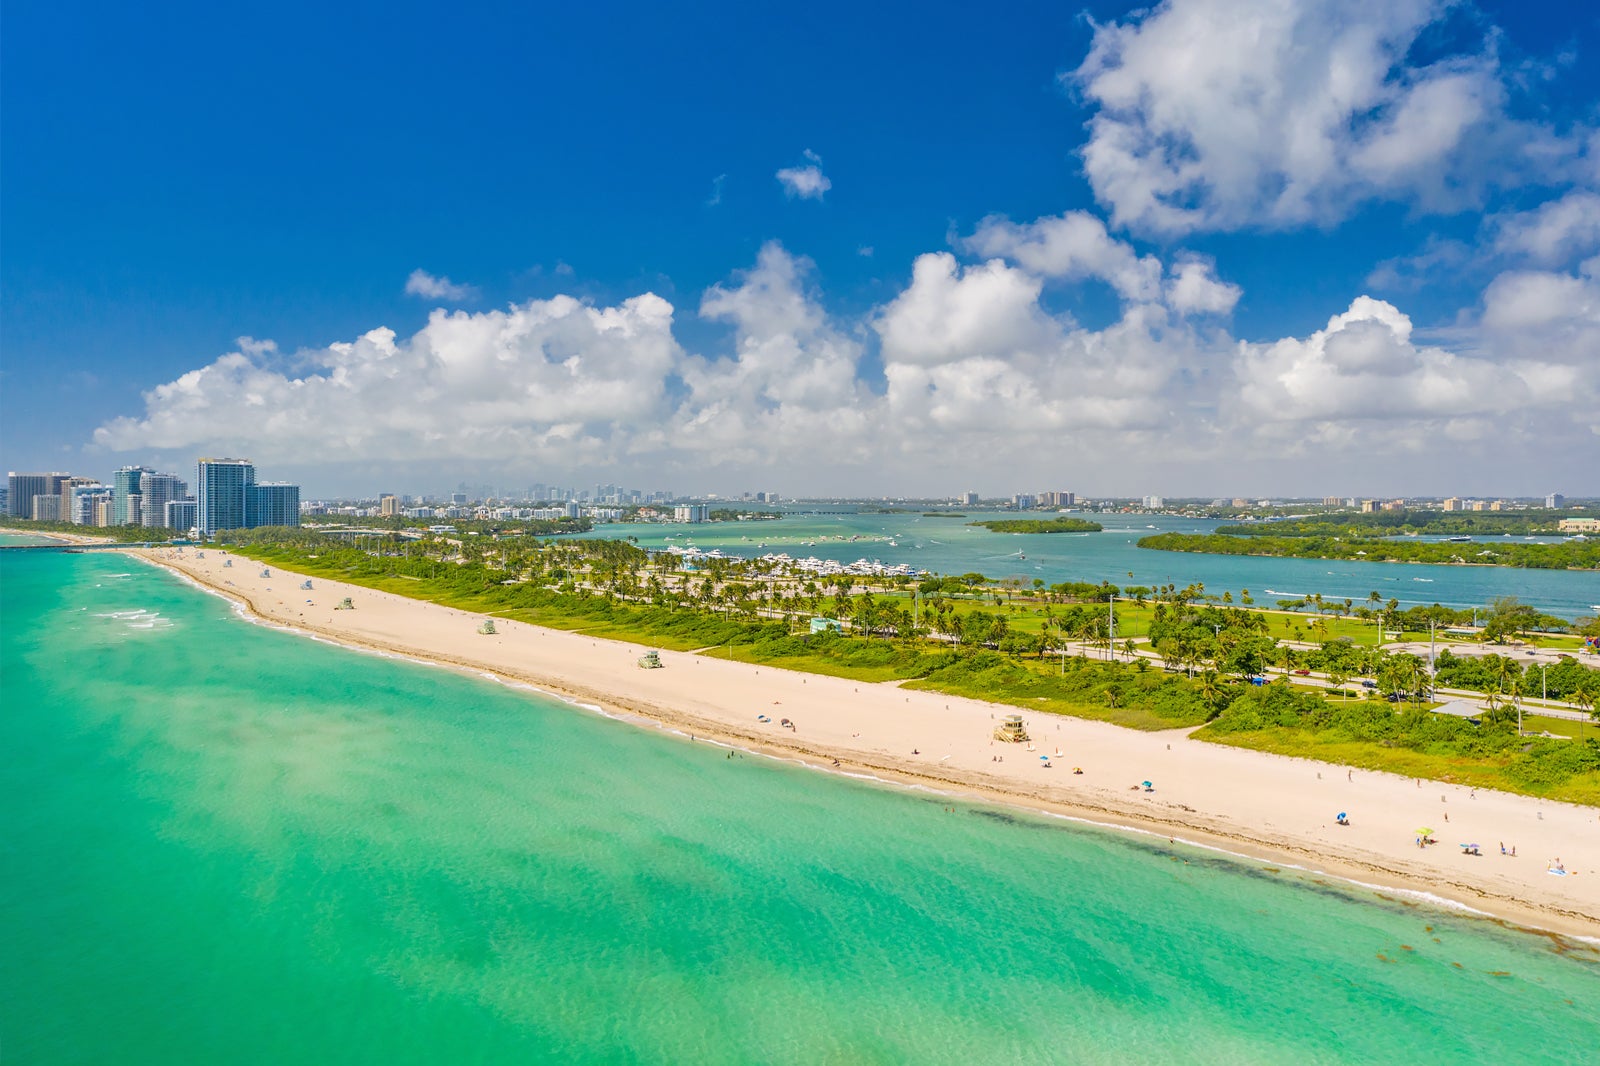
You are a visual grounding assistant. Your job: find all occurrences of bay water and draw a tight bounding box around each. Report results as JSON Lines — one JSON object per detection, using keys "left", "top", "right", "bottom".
{"left": 4, "top": 545, "right": 1597, "bottom": 1063}
{"left": 579, "top": 512, "right": 1600, "bottom": 620}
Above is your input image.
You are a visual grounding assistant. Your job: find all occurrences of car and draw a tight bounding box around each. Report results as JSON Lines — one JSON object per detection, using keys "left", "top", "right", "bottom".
{"left": 1293, "top": 668, "right": 1311, "bottom": 676}
{"left": 1385, "top": 693, "right": 1401, "bottom": 702}
{"left": 1360, "top": 680, "right": 1378, "bottom": 689}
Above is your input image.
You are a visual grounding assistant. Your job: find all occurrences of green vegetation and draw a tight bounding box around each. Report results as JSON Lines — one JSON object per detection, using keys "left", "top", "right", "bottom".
{"left": 181, "top": 525, "right": 1600, "bottom": 801}
{"left": 1214, "top": 509, "right": 1577, "bottom": 538}
{"left": 1139, "top": 531, "right": 1599, "bottom": 569}
{"left": 707, "top": 508, "right": 779, "bottom": 521}
{"left": 922, "top": 512, "right": 968, "bottom": 518}
{"left": 0, "top": 517, "right": 190, "bottom": 542}
{"left": 971, "top": 517, "right": 1104, "bottom": 534}
{"left": 1197, "top": 683, "right": 1600, "bottom": 805}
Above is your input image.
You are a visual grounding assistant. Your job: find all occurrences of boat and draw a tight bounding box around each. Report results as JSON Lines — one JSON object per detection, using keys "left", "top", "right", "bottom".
{"left": 1445, "top": 536, "right": 1471, "bottom": 543}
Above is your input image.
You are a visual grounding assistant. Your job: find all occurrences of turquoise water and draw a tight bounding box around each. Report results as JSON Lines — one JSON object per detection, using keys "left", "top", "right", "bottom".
{"left": 4, "top": 546, "right": 1598, "bottom": 1063}
{"left": 578, "top": 512, "right": 1600, "bottom": 620}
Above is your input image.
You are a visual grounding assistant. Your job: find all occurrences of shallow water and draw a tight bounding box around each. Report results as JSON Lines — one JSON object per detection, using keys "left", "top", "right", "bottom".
{"left": 3, "top": 546, "right": 1596, "bottom": 1063}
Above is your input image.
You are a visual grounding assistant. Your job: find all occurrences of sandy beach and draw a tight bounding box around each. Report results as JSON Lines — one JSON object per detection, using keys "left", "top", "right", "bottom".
{"left": 129, "top": 543, "right": 1600, "bottom": 939}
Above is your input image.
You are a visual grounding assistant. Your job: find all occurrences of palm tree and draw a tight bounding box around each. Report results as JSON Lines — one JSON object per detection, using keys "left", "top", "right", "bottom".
{"left": 1326, "top": 666, "right": 1350, "bottom": 700}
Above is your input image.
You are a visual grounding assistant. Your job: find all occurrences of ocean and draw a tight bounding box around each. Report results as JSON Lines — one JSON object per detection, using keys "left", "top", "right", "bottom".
{"left": 3, "top": 543, "right": 1597, "bottom": 1063}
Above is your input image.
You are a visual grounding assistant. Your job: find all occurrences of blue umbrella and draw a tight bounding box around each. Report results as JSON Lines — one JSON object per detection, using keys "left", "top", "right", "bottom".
{"left": 1337, "top": 812, "right": 1347, "bottom": 820}
{"left": 1142, "top": 780, "right": 1153, "bottom": 788}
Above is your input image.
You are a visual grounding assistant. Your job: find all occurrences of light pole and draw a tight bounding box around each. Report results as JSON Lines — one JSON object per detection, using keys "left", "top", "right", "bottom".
{"left": 1108, "top": 594, "right": 1116, "bottom": 661}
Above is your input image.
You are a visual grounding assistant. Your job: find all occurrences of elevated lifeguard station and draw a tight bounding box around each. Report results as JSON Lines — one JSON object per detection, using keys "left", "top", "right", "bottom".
{"left": 301, "top": 579, "right": 313, "bottom": 590}
{"left": 637, "top": 650, "right": 663, "bottom": 669}
{"left": 993, "top": 714, "right": 1029, "bottom": 743}
{"left": 477, "top": 620, "right": 497, "bottom": 635}
{"left": 334, "top": 597, "right": 354, "bottom": 610}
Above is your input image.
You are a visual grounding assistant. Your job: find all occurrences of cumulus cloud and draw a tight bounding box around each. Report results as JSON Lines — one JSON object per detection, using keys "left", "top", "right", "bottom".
{"left": 1070, "top": 0, "right": 1575, "bottom": 234}
{"left": 776, "top": 150, "right": 832, "bottom": 200}
{"left": 404, "top": 269, "right": 478, "bottom": 301}
{"left": 91, "top": 238, "right": 1598, "bottom": 490}
{"left": 95, "top": 294, "right": 682, "bottom": 464}
{"left": 960, "top": 212, "right": 1239, "bottom": 315}
{"left": 1490, "top": 190, "right": 1600, "bottom": 266}
{"left": 1164, "top": 258, "right": 1241, "bottom": 315}
{"left": 1228, "top": 294, "right": 1590, "bottom": 451}
{"left": 876, "top": 252, "right": 1214, "bottom": 444}
{"left": 962, "top": 212, "right": 1162, "bottom": 303}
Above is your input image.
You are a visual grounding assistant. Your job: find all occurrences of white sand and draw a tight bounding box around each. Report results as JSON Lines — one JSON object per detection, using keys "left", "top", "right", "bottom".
{"left": 136, "top": 545, "right": 1600, "bottom": 938}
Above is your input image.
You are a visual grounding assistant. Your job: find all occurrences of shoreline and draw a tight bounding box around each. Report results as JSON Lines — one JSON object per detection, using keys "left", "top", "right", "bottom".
{"left": 112, "top": 543, "right": 1600, "bottom": 942}
{"left": 1139, "top": 545, "right": 1596, "bottom": 571}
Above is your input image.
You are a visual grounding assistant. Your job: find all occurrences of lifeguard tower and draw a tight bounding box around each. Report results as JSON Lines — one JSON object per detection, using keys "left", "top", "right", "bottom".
{"left": 301, "top": 580, "right": 313, "bottom": 590}
{"left": 260, "top": 569, "right": 271, "bottom": 578}
{"left": 477, "top": 620, "right": 498, "bottom": 635}
{"left": 993, "top": 714, "right": 1029, "bottom": 743}
{"left": 334, "top": 597, "right": 354, "bottom": 610}
{"left": 637, "top": 650, "right": 663, "bottom": 669}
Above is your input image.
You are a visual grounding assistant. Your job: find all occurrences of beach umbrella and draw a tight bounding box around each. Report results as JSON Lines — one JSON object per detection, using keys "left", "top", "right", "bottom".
{"left": 1415, "top": 827, "right": 1433, "bottom": 836}
{"left": 1040, "top": 755, "right": 1050, "bottom": 761}
{"left": 1337, "top": 812, "right": 1347, "bottom": 820}
{"left": 1142, "top": 780, "right": 1153, "bottom": 788}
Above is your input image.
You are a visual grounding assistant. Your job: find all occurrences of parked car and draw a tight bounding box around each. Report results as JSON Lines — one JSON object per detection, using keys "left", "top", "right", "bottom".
{"left": 1360, "top": 680, "right": 1378, "bottom": 689}
{"left": 1293, "top": 668, "right": 1311, "bottom": 676}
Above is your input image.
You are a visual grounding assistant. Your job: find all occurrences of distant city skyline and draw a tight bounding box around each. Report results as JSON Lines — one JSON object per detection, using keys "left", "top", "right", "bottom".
{"left": 4, "top": 2, "right": 1597, "bottom": 494}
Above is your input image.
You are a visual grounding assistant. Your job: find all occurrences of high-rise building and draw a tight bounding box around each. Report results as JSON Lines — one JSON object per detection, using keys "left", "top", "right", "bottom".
{"left": 7, "top": 472, "right": 72, "bottom": 518}
{"left": 379, "top": 493, "right": 401, "bottom": 516}
{"left": 248, "top": 483, "right": 300, "bottom": 527}
{"left": 139, "top": 473, "right": 188, "bottom": 528}
{"left": 962, "top": 491, "right": 980, "bottom": 506}
{"left": 197, "top": 458, "right": 254, "bottom": 537}
{"left": 166, "top": 499, "right": 198, "bottom": 533}
{"left": 1442, "top": 497, "right": 1463, "bottom": 511}
{"left": 70, "top": 484, "right": 112, "bottom": 525}
{"left": 1546, "top": 493, "right": 1565, "bottom": 509}
{"left": 112, "top": 466, "right": 155, "bottom": 525}
{"left": 195, "top": 458, "right": 300, "bottom": 536}
{"left": 1142, "top": 495, "right": 1165, "bottom": 509}
{"left": 31, "top": 494, "right": 63, "bottom": 521}
{"left": 673, "top": 504, "right": 709, "bottom": 523}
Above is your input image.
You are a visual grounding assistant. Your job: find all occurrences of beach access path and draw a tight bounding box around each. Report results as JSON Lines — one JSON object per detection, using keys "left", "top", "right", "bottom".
{"left": 134, "top": 545, "right": 1600, "bottom": 939}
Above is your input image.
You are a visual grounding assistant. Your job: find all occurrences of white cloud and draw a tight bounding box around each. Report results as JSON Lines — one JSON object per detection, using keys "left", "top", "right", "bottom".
{"left": 876, "top": 252, "right": 1213, "bottom": 443}
{"left": 1490, "top": 190, "right": 1600, "bottom": 266}
{"left": 706, "top": 173, "right": 726, "bottom": 207}
{"left": 960, "top": 211, "right": 1239, "bottom": 315}
{"left": 1070, "top": 0, "right": 1575, "bottom": 234}
{"left": 95, "top": 295, "right": 682, "bottom": 464}
{"left": 1228, "top": 294, "right": 1590, "bottom": 446}
{"left": 776, "top": 150, "right": 832, "bottom": 200}
{"left": 404, "top": 269, "right": 478, "bottom": 301}
{"left": 1164, "top": 258, "right": 1241, "bottom": 314}
{"left": 91, "top": 242, "right": 1598, "bottom": 492}
{"left": 962, "top": 212, "right": 1163, "bottom": 302}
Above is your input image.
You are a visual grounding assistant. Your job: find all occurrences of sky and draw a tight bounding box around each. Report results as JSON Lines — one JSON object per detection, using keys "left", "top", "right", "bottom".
{"left": 3, "top": 0, "right": 1597, "bottom": 498}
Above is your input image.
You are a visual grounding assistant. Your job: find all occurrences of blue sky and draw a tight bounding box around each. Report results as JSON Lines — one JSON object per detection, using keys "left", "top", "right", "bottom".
{"left": 3, "top": 0, "right": 1597, "bottom": 497}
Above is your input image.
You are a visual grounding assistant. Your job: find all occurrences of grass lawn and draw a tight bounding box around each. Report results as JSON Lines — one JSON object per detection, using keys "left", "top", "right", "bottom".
{"left": 1194, "top": 727, "right": 1600, "bottom": 806}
